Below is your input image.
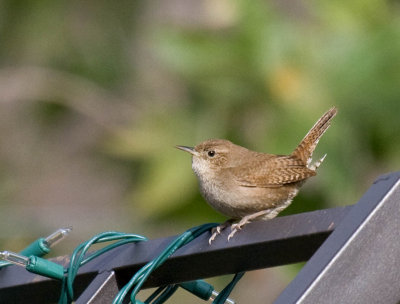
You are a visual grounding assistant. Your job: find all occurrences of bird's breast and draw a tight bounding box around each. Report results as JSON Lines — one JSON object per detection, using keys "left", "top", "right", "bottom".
{"left": 196, "top": 173, "right": 301, "bottom": 218}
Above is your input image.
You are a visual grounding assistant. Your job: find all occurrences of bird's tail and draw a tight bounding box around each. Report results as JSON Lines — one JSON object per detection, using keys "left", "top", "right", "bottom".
{"left": 291, "top": 107, "right": 337, "bottom": 166}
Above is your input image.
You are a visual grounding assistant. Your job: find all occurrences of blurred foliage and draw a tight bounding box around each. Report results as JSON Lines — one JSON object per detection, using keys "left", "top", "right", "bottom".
{"left": 0, "top": 0, "right": 399, "bottom": 301}
{"left": 107, "top": 0, "right": 400, "bottom": 223}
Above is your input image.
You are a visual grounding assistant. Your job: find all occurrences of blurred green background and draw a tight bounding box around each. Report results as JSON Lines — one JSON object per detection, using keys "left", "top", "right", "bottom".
{"left": 0, "top": 0, "right": 399, "bottom": 302}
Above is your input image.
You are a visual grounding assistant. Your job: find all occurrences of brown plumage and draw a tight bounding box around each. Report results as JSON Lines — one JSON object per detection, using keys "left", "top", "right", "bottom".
{"left": 177, "top": 107, "right": 337, "bottom": 243}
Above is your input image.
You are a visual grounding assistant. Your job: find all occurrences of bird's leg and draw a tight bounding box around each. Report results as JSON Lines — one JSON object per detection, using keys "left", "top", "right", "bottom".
{"left": 228, "top": 209, "right": 272, "bottom": 241}
{"left": 209, "top": 219, "right": 235, "bottom": 244}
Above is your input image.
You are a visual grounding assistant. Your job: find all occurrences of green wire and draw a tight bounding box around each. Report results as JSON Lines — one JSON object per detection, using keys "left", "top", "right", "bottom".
{"left": 112, "top": 223, "right": 218, "bottom": 304}
{"left": 59, "top": 231, "right": 147, "bottom": 304}
{"left": 67, "top": 232, "right": 142, "bottom": 300}
{"left": 57, "top": 223, "right": 243, "bottom": 304}
{"left": 141, "top": 226, "right": 244, "bottom": 304}
{"left": 129, "top": 223, "right": 216, "bottom": 303}
{"left": 144, "top": 286, "right": 166, "bottom": 303}
{"left": 150, "top": 285, "right": 179, "bottom": 304}
{"left": 213, "top": 272, "right": 244, "bottom": 304}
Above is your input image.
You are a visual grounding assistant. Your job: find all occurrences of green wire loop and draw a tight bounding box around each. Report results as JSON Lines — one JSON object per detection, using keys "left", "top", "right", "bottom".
{"left": 113, "top": 223, "right": 218, "bottom": 304}
{"left": 58, "top": 231, "right": 147, "bottom": 304}
{"left": 56, "top": 223, "right": 243, "bottom": 304}
{"left": 2, "top": 224, "right": 243, "bottom": 303}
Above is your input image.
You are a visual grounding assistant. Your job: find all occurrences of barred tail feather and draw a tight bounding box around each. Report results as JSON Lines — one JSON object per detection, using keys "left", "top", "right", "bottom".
{"left": 291, "top": 107, "right": 337, "bottom": 165}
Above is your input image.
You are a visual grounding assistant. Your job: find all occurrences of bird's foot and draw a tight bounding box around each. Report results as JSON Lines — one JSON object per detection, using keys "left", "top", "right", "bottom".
{"left": 227, "top": 228, "right": 238, "bottom": 241}
{"left": 209, "top": 226, "right": 223, "bottom": 244}
{"left": 231, "top": 217, "right": 251, "bottom": 231}
{"left": 227, "top": 209, "right": 273, "bottom": 241}
{"left": 227, "top": 217, "right": 251, "bottom": 241}
{"left": 209, "top": 220, "right": 234, "bottom": 244}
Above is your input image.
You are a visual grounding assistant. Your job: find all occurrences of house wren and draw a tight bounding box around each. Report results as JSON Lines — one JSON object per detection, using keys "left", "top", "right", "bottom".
{"left": 177, "top": 107, "right": 337, "bottom": 243}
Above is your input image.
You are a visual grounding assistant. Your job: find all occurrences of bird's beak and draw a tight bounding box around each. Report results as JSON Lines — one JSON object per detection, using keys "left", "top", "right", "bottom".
{"left": 176, "top": 145, "right": 197, "bottom": 156}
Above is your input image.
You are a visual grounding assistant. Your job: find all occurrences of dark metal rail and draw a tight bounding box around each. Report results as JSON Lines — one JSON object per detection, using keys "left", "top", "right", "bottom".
{"left": 1, "top": 171, "right": 399, "bottom": 304}
{"left": 274, "top": 171, "right": 400, "bottom": 304}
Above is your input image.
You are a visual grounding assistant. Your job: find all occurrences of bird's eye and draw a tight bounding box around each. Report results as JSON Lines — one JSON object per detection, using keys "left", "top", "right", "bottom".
{"left": 207, "top": 150, "right": 215, "bottom": 157}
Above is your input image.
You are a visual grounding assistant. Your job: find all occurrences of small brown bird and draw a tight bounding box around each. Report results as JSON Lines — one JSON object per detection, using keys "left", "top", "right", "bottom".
{"left": 177, "top": 107, "right": 337, "bottom": 243}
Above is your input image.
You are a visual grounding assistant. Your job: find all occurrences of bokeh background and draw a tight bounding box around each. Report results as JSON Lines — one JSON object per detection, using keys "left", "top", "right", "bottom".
{"left": 0, "top": 0, "right": 399, "bottom": 302}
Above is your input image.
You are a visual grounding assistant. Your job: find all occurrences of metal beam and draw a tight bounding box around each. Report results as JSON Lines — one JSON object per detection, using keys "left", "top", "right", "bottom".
{"left": 0, "top": 205, "right": 350, "bottom": 303}
{"left": 274, "top": 171, "right": 400, "bottom": 304}
{"left": 77, "top": 271, "right": 121, "bottom": 304}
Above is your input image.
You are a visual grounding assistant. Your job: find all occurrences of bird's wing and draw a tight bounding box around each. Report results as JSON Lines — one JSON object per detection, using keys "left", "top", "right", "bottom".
{"left": 229, "top": 156, "right": 316, "bottom": 188}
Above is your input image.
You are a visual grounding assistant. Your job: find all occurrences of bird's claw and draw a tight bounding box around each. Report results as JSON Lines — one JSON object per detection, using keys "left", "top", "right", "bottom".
{"left": 227, "top": 218, "right": 253, "bottom": 241}
{"left": 209, "top": 223, "right": 231, "bottom": 244}
{"left": 230, "top": 223, "right": 243, "bottom": 231}
{"left": 227, "top": 228, "right": 238, "bottom": 241}
{"left": 209, "top": 226, "right": 222, "bottom": 245}
{"left": 209, "top": 219, "right": 245, "bottom": 243}
{"left": 231, "top": 218, "right": 250, "bottom": 231}
{"left": 208, "top": 233, "right": 217, "bottom": 245}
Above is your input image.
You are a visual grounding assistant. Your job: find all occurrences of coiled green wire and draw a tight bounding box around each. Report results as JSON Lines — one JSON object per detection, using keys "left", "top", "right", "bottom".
{"left": 59, "top": 231, "right": 147, "bottom": 304}
{"left": 58, "top": 223, "right": 243, "bottom": 304}
{"left": 113, "top": 223, "right": 218, "bottom": 304}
